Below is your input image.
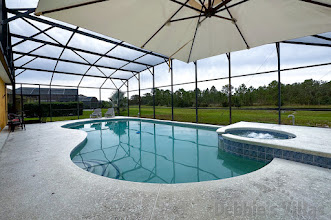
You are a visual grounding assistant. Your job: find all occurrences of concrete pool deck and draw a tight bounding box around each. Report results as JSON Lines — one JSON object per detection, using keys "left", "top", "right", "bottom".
{"left": 0, "top": 117, "right": 330, "bottom": 219}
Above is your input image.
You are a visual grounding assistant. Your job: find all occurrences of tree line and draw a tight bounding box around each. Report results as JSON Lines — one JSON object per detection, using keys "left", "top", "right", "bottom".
{"left": 127, "top": 79, "right": 331, "bottom": 107}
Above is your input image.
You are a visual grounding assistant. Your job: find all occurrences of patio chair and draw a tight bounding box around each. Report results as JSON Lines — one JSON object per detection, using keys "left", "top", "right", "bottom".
{"left": 90, "top": 108, "right": 102, "bottom": 118}
{"left": 105, "top": 108, "right": 115, "bottom": 118}
{"left": 8, "top": 113, "right": 25, "bottom": 132}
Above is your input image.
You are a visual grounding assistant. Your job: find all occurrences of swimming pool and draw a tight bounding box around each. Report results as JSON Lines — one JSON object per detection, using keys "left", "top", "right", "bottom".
{"left": 68, "top": 119, "right": 267, "bottom": 184}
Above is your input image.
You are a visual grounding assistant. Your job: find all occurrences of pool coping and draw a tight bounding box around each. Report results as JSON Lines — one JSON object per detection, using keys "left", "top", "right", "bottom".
{"left": 217, "top": 121, "right": 331, "bottom": 158}
{"left": 62, "top": 116, "right": 222, "bottom": 130}
{"left": 1, "top": 117, "right": 330, "bottom": 219}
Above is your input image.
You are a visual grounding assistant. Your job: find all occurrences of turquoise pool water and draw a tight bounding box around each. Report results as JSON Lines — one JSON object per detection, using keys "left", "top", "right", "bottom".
{"left": 70, "top": 120, "right": 267, "bottom": 184}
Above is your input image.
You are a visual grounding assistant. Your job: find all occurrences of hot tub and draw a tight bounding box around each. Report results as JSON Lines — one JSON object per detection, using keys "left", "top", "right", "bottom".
{"left": 217, "top": 122, "right": 330, "bottom": 169}
{"left": 225, "top": 128, "right": 296, "bottom": 140}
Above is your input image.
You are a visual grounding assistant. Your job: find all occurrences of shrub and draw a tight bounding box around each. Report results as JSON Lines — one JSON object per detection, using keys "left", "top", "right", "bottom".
{"left": 23, "top": 102, "right": 83, "bottom": 118}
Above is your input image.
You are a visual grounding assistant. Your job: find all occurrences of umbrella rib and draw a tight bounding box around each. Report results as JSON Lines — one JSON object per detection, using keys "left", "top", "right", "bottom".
{"left": 141, "top": 0, "right": 191, "bottom": 48}
{"left": 213, "top": 0, "right": 232, "bottom": 11}
{"left": 170, "top": 15, "right": 201, "bottom": 23}
{"left": 216, "top": 0, "right": 250, "bottom": 13}
{"left": 188, "top": 0, "right": 206, "bottom": 62}
{"left": 170, "top": 0, "right": 204, "bottom": 13}
{"left": 199, "top": 17, "right": 208, "bottom": 24}
{"left": 212, "top": 14, "right": 233, "bottom": 21}
{"left": 198, "top": 0, "right": 208, "bottom": 11}
{"left": 225, "top": 6, "right": 250, "bottom": 49}
{"left": 300, "top": 0, "right": 331, "bottom": 8}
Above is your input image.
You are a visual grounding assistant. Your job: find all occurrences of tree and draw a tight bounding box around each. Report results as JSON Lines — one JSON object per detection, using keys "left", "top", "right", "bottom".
{"left": 110, "top": 90, "right": 126, "bottom": 111}
{"left": 221, "top": 84, "right": 234, "bottom": 97}
{"left": 130, "top": 95, "right": 140, "bottom": 105}
{"left": 101, "top": 100, "right": 112, "bottom": 108}
{"left": 234, "top": 84, "right": 247, "bottom": 107}
{"left": 129, "top": 80, "right": 331, "bottom": 108}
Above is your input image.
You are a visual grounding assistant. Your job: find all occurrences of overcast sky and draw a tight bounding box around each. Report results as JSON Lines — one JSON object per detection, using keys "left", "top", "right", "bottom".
{"left": 7, "top": 0, "right": 331, "bottom": 100}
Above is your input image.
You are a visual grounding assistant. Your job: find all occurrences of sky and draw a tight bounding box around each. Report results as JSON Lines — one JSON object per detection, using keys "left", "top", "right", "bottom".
{"left": 7, "top": 0, "right": 331, "bottom": 100}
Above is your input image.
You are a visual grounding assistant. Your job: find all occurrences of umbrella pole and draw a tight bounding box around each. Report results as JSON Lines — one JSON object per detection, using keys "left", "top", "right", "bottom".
{"left": 127, "top": 80, "right": 129, "bottom": 117}
{"left": 117, "top": 89, "right": 120, "bottom": 115}
{"left": 138, "top": 72, "right": 141, "bottom": 118}
{"left": 152, "top": 67, "right": 155, "bottom": 119}
{"left": 195, "top": 61, "right": 198, "bottom": 123}
{"left": 276, "top": 42, "right": 281, "bottom": 124}
{"left": 171, "top": 60, "right": 174, "bottom": 121}
{"left": 227, "top": 53, "right": 232, "bottom": 125}
{"left": 50, "top": 84, "right": 52, "bottom": 122}
{"left": 77, "top": 87, "right": 79, "bottom": 119}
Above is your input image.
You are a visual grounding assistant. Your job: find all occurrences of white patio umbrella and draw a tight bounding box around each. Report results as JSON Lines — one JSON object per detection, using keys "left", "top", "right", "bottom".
{"left": 35, "top": 0, "right": 331, "bottom": 63}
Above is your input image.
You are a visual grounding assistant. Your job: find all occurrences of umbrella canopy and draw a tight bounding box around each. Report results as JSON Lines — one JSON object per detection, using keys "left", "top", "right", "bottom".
{"left": 35, "top": 0, "right": 331, "bottom": 63}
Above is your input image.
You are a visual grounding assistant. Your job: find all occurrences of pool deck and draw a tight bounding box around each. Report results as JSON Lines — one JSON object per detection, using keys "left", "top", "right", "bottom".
{"left": 0, "top": 117, "right": 330, "bottom": 219}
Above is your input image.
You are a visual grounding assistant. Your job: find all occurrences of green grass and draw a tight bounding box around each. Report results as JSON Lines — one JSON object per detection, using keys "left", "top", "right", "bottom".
{"left": 25, "top": 109, "right": 112, "bottom": 122}
{"left": 25, "top": 105, "right": 331, "bottom": 128}
{"left": 126, "top": 106, "right": 331, "bottom": 127}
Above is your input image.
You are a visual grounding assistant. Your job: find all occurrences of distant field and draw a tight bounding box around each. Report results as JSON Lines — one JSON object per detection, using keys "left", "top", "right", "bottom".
{"left": 126, "top": 106, "right": 331, "bottom": 127}
{"left": 25, "top": 105, "right": 331, "bottom": 128}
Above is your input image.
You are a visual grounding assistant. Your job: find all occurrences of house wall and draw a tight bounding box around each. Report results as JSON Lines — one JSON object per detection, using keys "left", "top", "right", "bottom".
{"left": 0, "top": 76, "right": 7, "bottom": 132}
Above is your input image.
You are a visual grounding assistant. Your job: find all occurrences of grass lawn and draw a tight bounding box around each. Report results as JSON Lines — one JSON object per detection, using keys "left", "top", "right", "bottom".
{"left": 25, "top": 105, "right": 331, "bottom": 127}
{"left": 127, "top": 106, "right": 331, "bottom": 127}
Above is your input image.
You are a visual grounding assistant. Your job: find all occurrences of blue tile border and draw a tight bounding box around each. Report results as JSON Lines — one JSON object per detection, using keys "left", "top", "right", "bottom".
{"left": 219, "top": 136, "right": 330, "bottom": 169}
